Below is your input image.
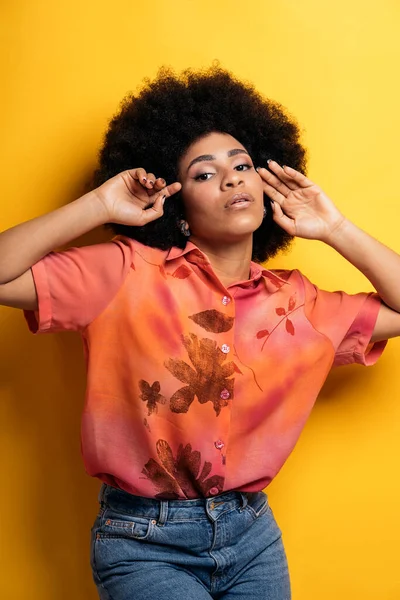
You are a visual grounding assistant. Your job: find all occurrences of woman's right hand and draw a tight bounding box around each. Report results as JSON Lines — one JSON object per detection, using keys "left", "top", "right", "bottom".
{"left": 94, "top": 168, "right": 182, "bottom": 226}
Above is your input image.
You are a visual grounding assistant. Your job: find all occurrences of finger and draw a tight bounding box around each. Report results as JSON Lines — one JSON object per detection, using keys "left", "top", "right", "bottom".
{"left": 153, "top": 177, "right": 166, "bottom": 192}
{"left": 161, "top": 181, "right": 182, "bottom": 198}
{"left": 139, "top": 184, "right": 180, "bottom": 225}
{"left": 257, "top": 167, "right": 292, "bottom": 196}
{"left": 270, "top": 162, "right": 314, "bottom": 188}
{"left": 129, "top": 168, "right": 148, "bottom": 185}
{"left": 145, "top": 176, "right": 165, "bottom": 197}
{"left": 143, "top": 172, "right": 156, "bottom": 190}
{"left": 270, "top": 200, "right": 296, "bottom": 236}
{"left": 139, "top": 195, "right": 165, "bottom": 225}
{"left": 261, "top": 182, "right": 287, "bottom": 205}
{"left": 264, "top": 161, "right": 299, "bottom": 190}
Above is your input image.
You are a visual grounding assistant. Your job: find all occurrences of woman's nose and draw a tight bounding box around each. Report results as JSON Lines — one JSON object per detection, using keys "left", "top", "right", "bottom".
{"left": 221, "top": 171, "right": 244, "bottom": 188}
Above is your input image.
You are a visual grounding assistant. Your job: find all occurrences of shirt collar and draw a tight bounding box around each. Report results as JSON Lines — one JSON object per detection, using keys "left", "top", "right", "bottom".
{"left": 166, "top": 241, "right": 204, "bottom": 262}
{"left": 166, "top": 243, "right": 289, "bottom": 292}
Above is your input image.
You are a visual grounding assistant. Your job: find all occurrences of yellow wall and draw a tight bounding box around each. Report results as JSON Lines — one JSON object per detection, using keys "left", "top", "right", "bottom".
{"left": 1, "top": 1, "right": 399, "bottom": 598}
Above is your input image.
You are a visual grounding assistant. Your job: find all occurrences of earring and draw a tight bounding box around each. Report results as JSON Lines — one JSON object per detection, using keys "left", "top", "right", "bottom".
{"left": 179, "top": 221, "right": 191, "bottom": 237}
{"left": 263, "top": 206, "right": 267, "bottom": 219}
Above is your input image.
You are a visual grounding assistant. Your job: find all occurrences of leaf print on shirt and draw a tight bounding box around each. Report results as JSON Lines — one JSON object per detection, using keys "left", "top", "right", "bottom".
{"left": 139, "top": 380, "right": 167, "bottom": 416}
{"left": 189, "top": 309, "right": 234, "bottom": 333}
{"left": 172, "top": 264, "right": 192, "bottom": 279}
{"left": 165, "top": 333, "right": 235, "bottom": 416}
{"left": 265, "top": 272, "right": 286, "bottom": 289}
{"left": 256, "top": 329, "right": 270, "bottom": 339}
{"left": 141, "top": 439, "right": 225, "bottom": 499}
{"left": 133, "top": 248, "right": 192, "bottom": 280}
{"left": 256, "top": 293, "right": 304, "bottom": 351}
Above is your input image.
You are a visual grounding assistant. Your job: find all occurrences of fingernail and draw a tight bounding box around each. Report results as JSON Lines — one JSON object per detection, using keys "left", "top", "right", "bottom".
{"left": 161, "top": 195, "right": 166, "bottom": 205}
{"left": 149, "top": 180, "right": 155, "bottom": 185}
{"left": 142, "top": 177, "right": 147, "bottom": 182}
{"left": 267, "top": 159, "right": 272, "bottom": 164}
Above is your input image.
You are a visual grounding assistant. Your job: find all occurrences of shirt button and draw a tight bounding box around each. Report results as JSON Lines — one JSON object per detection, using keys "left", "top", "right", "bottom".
{"left": 221, "top": 344, "right": 230, "bottom": 354}
{"left": 222, "top": 296, "right": 231, "bottom": 306}
{"left": 220, "top": 389, "right": 230, "bottom": 400}
{"left": 209, "top": 486, "right": 220, "bottom": 496}
{"left": 214, "top": 439, "right": 225, "bottom": 450}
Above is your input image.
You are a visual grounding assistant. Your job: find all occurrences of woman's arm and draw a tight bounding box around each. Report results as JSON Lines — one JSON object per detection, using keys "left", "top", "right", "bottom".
{"left": 0, "top": 192, "right": 107, "bottom": 311}
{"left": 0, "top": 168, "right": 180, "bottom": 310}
{"left": 324, "top": 219, "right": 400, "bottom": 342}
{"left": 0, "top": 192, "right": 107, "bottom": 285}
{"left": 257, "top": 161, "right": 400, "bottom": 342}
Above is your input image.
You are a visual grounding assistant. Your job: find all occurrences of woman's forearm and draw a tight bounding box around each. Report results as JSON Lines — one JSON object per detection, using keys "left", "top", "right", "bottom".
{"left": 0, "top": 190, "right": 108, "bottom": 285}
{"left": 325, "top": 219, "right": 400, "bottom": 312}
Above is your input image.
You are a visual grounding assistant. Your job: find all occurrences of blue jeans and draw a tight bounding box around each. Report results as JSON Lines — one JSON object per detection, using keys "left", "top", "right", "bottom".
{"left": 90, "top": 484, "right": 291, "bottom": 600}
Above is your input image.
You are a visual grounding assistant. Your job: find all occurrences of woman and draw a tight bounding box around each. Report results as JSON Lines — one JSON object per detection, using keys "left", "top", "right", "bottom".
{"left": 1, "top": 66, "right": 399, "bottom": 600}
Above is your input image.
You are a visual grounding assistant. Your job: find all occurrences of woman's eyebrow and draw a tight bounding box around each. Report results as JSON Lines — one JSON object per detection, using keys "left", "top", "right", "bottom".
{"left": 186, "top": 148, "right": 249, "bottom": 172}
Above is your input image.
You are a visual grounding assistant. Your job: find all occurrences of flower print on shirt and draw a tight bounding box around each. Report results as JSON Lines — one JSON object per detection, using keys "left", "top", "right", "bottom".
{"left": 165, "top": 333, "right": 235, "bottom": 416}
{"left": 142, "top": 439, "right": 224, "bottom": 499}
{"left": 139, "top": 380, "right": 167, "bottom": 416}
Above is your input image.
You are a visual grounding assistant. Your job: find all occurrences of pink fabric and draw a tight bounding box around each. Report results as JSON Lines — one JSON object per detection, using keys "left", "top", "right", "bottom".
{"left": 23, "top": 237, "right": 386, "bottom": 499}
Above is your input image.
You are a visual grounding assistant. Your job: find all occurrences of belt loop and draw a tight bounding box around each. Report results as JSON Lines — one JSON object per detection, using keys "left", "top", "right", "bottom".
{"left": 157, "top": 500, "right": 168, "bottom": 526}
{"left": 98, "top": 483, "right": 107, "bottom": 504}
{"left": 239, "top": 492, "right": 249, "bottom": 511}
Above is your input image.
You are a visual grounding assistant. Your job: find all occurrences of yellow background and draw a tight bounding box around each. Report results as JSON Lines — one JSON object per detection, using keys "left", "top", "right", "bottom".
{"left": 1, "top": 1, "right": 400, "bottom": 598}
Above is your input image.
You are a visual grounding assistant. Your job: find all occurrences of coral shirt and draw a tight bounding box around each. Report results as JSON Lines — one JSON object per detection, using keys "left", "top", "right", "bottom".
{"left": 24, "top": 237, "right": 386, "bottom": 499}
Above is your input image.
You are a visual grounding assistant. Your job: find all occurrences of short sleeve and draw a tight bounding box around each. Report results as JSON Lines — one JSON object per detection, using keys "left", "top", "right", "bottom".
{"left": 300, "top": 271, "right": 387, "bottom": 367}
{"left": 23, "top": 237, "right": 135, "bottom": 334}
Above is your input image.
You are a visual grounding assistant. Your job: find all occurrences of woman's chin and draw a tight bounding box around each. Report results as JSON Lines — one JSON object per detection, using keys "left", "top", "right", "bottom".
{"left": 226, "top": 216, "right": 263, "bottom": 237}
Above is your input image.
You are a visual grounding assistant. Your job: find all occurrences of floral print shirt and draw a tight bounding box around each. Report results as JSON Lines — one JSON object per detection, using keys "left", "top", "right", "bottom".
{"left": 24, "top": 237, "right": 386, "bottom": 499}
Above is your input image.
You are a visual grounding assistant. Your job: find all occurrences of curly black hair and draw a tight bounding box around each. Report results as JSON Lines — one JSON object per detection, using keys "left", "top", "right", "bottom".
{"left": 92, "top": 64, "right": 307, "bottom": 263}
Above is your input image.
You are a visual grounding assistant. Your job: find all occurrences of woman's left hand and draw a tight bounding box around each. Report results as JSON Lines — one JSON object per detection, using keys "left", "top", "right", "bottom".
{"left": 257, "top": 161, "right": 346, "bottom": 242}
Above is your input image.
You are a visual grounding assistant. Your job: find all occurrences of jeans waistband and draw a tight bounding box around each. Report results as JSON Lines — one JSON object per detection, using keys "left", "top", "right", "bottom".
{"left": 97, "top": 483, "right": 257, "bottom": 523}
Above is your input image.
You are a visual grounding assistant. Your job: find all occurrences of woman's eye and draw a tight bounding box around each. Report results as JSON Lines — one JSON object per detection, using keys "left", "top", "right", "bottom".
{"left": 193, "top": 164, "right": 252, "bottom": 181}
{"left": 194, "top": 173, "right": 213, "bottom": 181}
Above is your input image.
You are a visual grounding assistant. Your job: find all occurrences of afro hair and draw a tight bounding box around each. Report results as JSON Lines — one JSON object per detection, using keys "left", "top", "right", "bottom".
{"left": 92, "top": 64, "right": 307, "bottom": 263}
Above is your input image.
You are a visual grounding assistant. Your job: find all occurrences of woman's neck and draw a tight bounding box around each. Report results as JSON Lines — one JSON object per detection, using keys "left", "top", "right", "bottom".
{"left": 189, "top": 236, "right": 253, "bottom": 288}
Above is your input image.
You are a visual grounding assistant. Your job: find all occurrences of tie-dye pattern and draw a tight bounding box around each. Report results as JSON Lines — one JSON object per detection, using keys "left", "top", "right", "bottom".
{"left": 23, "top": 236, "right": 386, "bottom": 498}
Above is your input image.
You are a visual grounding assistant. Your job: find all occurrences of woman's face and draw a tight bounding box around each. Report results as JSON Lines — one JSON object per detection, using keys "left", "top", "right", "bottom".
{"left": 177, "top": 132, "right": 264, "bottom": 246}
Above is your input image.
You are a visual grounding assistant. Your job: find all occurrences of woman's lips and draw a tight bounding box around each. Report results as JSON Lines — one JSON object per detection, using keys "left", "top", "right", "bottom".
{"left": 227, "top": 199, "right": 252, "bottom": 210}
{"left": 225, "top": 193, "right": 254, "bottom": 209}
